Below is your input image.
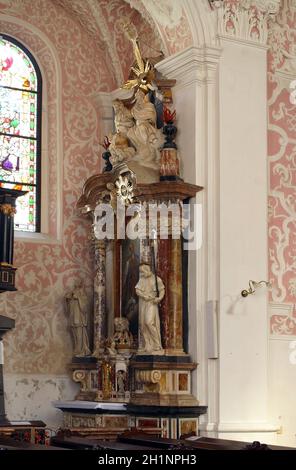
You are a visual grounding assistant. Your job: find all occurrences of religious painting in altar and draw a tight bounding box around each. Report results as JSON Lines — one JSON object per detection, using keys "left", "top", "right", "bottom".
{"left": 105, "top": 241, "right": 116, "bottom": 339}
{"left": 120, "top": 238, "right": 140, "bottom": 338}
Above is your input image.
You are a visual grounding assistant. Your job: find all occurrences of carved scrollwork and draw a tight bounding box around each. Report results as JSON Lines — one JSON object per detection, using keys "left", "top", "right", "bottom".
{"left": 73, "top": 370, "right": 88, "bottom": 391}
{"left": 136, "top": 369, "right": 161, "bottom": 384}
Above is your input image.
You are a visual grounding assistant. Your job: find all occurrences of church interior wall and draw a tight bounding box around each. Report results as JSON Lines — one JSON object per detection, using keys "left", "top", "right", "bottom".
{"left": 0, "top": 0, "right": 295, "bottom": 445}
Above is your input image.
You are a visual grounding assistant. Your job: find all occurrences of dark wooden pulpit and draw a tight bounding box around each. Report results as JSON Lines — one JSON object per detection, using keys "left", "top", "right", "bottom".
{"left": 0, "top": 187, "right": 26, "bottom": 424}
{"left": 0, "top": 315, "right": 15, "bottom": 424}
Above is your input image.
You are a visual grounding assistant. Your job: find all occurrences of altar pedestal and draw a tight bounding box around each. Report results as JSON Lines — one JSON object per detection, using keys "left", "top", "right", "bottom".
{"left": 59, "top": 177, "right": 207, "bottom": 439}
{"left": 129, "top": 355, "right": 198, "bottom": 407}
{"left": 53, "top": 401, "right": 130, "bottom": 439}
{"left": 54, "top": 400, "right": 207, "bottom": 440}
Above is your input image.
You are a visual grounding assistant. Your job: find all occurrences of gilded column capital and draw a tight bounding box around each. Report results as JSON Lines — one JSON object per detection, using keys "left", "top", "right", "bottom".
{"left": 0, "top": 203, "right": 16, "bottom": 217}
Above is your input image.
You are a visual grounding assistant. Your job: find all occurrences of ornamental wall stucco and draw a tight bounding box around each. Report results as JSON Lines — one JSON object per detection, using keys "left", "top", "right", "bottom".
{"left": 0, "top": 0, "right": 165, "bottom": 375}
{"left": 0, "top": 0, "right": 114, "bottom": 374}
{"left": 268, "top": 0, "right": 296, "bottom": 335}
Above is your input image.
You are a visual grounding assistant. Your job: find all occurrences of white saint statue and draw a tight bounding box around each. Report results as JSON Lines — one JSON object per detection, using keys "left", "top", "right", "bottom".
{"left": 65, "top": 283, "right": 91, "bottom": 357}
{"left": 135, "top": 263, "right": 165, "bottom": 354}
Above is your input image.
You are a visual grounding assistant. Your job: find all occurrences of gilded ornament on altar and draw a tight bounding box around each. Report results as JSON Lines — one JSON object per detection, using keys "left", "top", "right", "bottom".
{"left": 0, "top": 203, "right": 16, "bottom": 216}
{"left": 115, "top": 175, "right": 134, "bottom": 206}
{"left": 105, "top": 168, "right": 136, "bottom": 210}
{"left": 102, "top": 361, "right": 112, "bottom": 400}
{"left": 121, "top": 22, "right": 155, "bottom": 94}
{"left": 107, "top": 22, "right": 165, "bottom": 183}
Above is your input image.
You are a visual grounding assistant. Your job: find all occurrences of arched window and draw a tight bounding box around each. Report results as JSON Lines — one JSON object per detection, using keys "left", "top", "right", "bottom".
{"left": 0, "top": 34, "right": 41, "bottom": 232}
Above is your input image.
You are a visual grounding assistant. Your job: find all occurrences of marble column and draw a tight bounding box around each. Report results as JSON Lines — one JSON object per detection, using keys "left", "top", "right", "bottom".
{"left": 167, "top": 239, "right": 184, "bottom": 355}
{"left": 157, "top": 238, "right": 171, "bottom": 350}
{"left": 93, "top": 239, "right": 106, "bottom": 357}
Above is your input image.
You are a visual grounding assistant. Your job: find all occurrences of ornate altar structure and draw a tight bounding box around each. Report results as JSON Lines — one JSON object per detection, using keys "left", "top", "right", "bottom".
{"left": 56, "top": 27, "right": 207, "bottom": 439}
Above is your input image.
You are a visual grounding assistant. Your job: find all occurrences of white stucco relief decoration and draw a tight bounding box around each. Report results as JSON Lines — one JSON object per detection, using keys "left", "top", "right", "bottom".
{"left": 54, "top": 0, "right": 104, "bottom": 39}
{"left": 87, "top": 0, "right": 124, "bottom": 85}
{"left": 53, "top": 0, "right": 123, "bottom": 85}
{"left": 242, "top": 0, "right": 281, "bottom": 15}
{"left": 119, "top": 0, "right": 166, "bottom": 53}
{"left": 210, "top": 0, "right": 281, "bottom": 44}
{"left": 53, "top": 0, "right": 164, "bottom": 85}
{"left": 138, "top": 0, "right": 183, "bottom": 27}
{"left": 268, "top": 2, "right": 296, "bottom": 78}
{"left": 125, "top": 0, "right": 193, "bottom": 55}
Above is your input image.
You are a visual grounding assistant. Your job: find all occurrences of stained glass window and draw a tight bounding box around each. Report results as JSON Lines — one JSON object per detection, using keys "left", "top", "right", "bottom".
{"left": 0, "top": 35, "right": 41, "bottom": 232}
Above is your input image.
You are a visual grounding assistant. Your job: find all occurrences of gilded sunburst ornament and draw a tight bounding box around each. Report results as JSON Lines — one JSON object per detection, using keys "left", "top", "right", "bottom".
{"left": 121, "top": 21, "right": 155, "bottom": 93}
{"left": 115, "top": 175, "right": 134, "bottom": 205}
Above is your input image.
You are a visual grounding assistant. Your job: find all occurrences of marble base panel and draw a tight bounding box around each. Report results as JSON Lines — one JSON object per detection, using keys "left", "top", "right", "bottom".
{"left": 54, "top": 401, "right": 207, "bottom": 440}
{"left": 130, "top": 356, "right": 198, "bottom": 407}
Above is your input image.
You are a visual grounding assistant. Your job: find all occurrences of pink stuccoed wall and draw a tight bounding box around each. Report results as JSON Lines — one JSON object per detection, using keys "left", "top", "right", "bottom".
{"left": 0, "top": 0, "right": 116, "bottom": 374}
{"left": 268, "top": 0, "right": 296, "bottom": 335}
{"left": 0, "top": 0, "right": 164, "bottom": 376}
{"left": 0, "top": 0, "right": 191, "bottom": 378}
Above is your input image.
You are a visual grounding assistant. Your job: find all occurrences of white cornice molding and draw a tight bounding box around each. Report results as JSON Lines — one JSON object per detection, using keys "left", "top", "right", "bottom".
{"left": 218, "top": 34, "right": 269, "bottom": 50}
{"left": 156, "top": 46, "right": 222, "bottom": 87}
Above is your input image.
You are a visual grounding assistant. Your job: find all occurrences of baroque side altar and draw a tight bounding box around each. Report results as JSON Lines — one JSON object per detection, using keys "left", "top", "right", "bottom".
{"left": 55, "top": 26, "right": 207, "bottom": 439}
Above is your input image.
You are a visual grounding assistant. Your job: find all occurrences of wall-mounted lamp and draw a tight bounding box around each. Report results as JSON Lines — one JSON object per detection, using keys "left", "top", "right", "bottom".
{"left": 241, "top": 280, "right": 271, "bottom": 298}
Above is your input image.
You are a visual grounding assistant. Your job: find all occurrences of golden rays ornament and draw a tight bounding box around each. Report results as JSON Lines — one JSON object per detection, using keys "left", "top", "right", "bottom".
{"left": 121, "top": 21, "right": 155, "bottom": 93}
